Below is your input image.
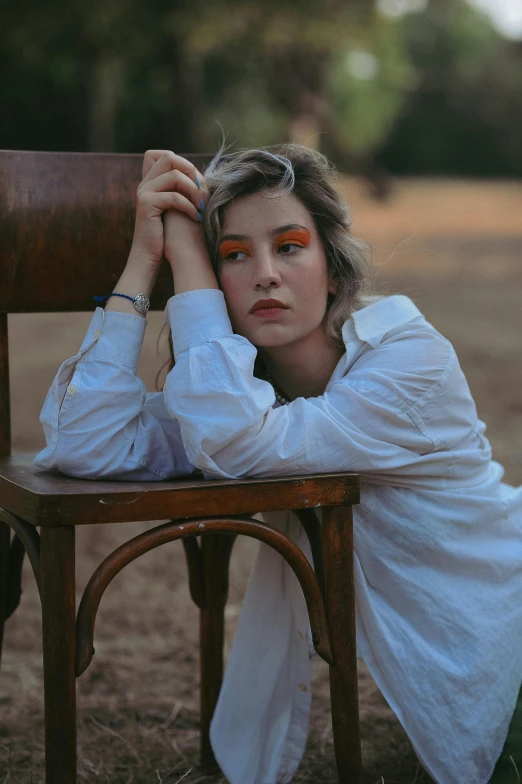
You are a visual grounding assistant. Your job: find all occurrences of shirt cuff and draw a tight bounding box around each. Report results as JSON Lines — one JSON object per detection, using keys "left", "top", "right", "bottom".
{"left": 80, "top": 307, "right": 147, "bottom": 369}
{"left": 165, "top": 289, "right": 234, "bottom": 360}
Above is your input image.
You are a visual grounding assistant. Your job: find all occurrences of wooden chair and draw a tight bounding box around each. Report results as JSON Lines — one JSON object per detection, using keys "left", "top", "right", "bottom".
{"left": 0, "top": 149, "right": 362, "bottom": 784}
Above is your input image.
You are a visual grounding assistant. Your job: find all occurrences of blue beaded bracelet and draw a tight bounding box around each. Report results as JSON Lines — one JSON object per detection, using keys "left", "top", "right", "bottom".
{"left": 93, "top": 292, "right": 150, "bottom": 314}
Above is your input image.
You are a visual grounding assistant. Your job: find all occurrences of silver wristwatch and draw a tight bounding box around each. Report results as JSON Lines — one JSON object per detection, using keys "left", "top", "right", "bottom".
{"left": 131, "top": 293, "right": 150, "bottom": 314}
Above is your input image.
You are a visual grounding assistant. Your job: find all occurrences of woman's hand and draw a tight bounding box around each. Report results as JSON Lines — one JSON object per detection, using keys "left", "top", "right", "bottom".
{"left": 129, "top": 149, "right": 204, "bottom": 270}
{"left": 157, "top": 153, "right": 218, "bottom": 293}
{"left": 161, "top": 161, "right": 210, "bottom": 270}
{"left": 105, "top": 150, "right": 214, "bottom": 316}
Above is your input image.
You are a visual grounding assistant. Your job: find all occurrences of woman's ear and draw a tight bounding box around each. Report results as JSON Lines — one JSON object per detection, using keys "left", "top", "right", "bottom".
{"left": 328, "top": 277, "right": 338, "bottom": 296}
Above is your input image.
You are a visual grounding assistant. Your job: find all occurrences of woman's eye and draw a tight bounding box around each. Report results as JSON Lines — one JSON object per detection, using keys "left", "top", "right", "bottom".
{"left": 278, "top": 242, "right": 303, "bottom": 255}
{"left": 224, "top": 250, "right": 248, "bottom": 262}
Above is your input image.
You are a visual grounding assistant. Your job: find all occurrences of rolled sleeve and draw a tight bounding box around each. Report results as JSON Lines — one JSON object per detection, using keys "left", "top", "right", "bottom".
{"left": 165, "top": 289, "right": 234, "bottom": 359}
{"left": 34, "top": 306, "right": 196, "bottom": 481}
{"left": 85, "top": 308, "right": 147, "bottom": 368}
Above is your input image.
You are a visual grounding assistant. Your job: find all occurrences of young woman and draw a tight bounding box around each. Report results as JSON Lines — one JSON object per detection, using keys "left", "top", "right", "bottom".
{"left": 35, "top": 145, "right": 522, "bottom": 784}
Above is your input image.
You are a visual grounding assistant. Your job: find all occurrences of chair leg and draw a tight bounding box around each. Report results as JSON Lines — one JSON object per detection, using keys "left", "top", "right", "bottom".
{"left": 6, "top": 534, "right": 26, "bottom": 619}
{"left": 199, "top": 533, "right": 236, "bottom": 772}
{"left": 0, "top": 521, "right": 10, "bottom": 668}
{"left": 322, "top": 506, "right": 362, "bottom": 784}
{"left": 41, "top": 526, "right": 76, "bottom": 784}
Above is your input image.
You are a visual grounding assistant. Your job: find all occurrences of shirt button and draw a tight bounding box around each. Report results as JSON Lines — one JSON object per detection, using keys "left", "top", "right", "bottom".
{"left": 93, "top": 329, "right": 100, "bottom": 339}
{"left": 298, "top": 683, "right": 308, "bottom": 692}
{"left": 67, "top": 384, "right": 77, "bottom": 395}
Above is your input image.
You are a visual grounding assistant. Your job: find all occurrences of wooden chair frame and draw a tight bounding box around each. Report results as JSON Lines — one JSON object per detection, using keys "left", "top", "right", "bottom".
{"left": 0, "top": 149, "right": 362, "bottom": 783}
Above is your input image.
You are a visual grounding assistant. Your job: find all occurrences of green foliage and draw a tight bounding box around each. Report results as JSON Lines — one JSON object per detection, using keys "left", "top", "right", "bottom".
{"left": 328, "top": 15, "right": 413, "bottom": 154}
{"left": 377, "top": 0, "right": 522, "bottom": 176}
{"left": 200, "top": 59, "right": 285, "bottom": 150}
{"left": 1, "top": 0, "right": 521, "bottom": 176}
{"left": 403, "top": 0, "right": 500, "bottom": 81}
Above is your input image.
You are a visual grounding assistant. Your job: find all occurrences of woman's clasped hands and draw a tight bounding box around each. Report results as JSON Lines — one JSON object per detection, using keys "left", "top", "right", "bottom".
{"left": 129, "top": 149, "right": 211, "bottom": 275}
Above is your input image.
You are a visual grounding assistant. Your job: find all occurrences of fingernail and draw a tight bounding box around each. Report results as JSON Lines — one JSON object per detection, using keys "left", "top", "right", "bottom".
{"left": 196, "top": 210, "right": 203, "bottom": 221}
{"left": 195, "top": 176, "right": 200, "bottom": 188}
{"left": 199, "top": 198, "right": 205, "bottom": 212}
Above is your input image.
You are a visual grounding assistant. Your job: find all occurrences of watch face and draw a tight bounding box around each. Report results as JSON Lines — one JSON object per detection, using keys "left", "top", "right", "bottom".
{"left": 134, "top": 294, "right": 150, "bottom": 314}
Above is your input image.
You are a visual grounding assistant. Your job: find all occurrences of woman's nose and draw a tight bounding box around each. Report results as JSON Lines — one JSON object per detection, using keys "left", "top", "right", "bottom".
{"left": 254, "top": 248, "right": 281, "bottom": 289}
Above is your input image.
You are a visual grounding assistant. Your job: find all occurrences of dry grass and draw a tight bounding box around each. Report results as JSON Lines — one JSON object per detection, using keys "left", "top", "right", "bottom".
{"left": 2, "top": 177, "right": 521, "bottom": 782}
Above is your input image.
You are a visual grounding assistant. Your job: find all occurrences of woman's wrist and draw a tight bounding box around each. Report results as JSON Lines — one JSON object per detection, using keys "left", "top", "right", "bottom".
{"left": 168, "top": 254, "right": 220, "bottom": 293}
{"left": 164, "top": 210, "right": 219, "bottom": 293}
{"left": 166, "top": 233, "right": 219, "bottom": 293}
{"left": 103, "top": 251, "right": 161, "bottom": 316}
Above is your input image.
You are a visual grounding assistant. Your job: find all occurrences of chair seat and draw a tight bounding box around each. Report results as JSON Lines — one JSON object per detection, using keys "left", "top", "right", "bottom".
{"left": 0, "top": 454, "right": 359, "bottom": 526}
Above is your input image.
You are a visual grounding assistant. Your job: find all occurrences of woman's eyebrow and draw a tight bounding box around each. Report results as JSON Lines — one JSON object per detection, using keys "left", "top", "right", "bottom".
{"left": 219, "top": 233, "right": 250, "bottom": 243}
{"left": 219, "top": 224, "right": 310, "bottom": 243}
{"left": 273, "top": 223, "right": 310, "bottom": 236}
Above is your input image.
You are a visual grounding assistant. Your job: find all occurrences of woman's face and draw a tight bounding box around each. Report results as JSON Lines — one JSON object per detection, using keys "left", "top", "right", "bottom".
{"left": 217, "top": 191, "right": 336, "bottom": 348}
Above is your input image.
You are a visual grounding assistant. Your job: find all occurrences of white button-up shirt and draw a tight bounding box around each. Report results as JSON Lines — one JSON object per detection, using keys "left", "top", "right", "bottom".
{"left": 34, "top": 291, "right": 522, "bottom": 784}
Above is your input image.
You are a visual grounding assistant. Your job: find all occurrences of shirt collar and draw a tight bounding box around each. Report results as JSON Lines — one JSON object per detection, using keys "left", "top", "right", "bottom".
{"left": 350, "top": 295, "right": 422, "bottom": 348}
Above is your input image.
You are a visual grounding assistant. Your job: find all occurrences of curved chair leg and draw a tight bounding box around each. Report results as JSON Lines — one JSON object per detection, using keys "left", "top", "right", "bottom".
{"left": 296, "top": 508, "right": 325, "bottom": 598}
{"left": 0, "top": 509, "right": 40, "bottom": 671}
{"left": 6, "top": 534, "right": 26, "bottom": 619}
{"left": 199, "top": 533, "right": 236, "bottom": 772}
{"left": 182, "top": 536, "right": 205, "bottom": 610}
{"left": 74, "top": 515, "right": 335, "bottom": 774}
{"left": 322, "top": 506, "right": 362, "bottom": 784}
{"left": 76, "top": 517, "right": 331, "bottom": 676}
{"left": 0, "top": 521, "right": 10, "bottom": 667}
{"left": 0, "top": 509, "right": 42, "bottom": 598}
{"left": 41, "top": 526, "right": 76, "bottom": 784}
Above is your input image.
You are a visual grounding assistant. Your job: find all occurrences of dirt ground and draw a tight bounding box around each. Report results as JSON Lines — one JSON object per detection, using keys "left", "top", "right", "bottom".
{"left": 1, "top": 177, "right": 521, "bottom": 783}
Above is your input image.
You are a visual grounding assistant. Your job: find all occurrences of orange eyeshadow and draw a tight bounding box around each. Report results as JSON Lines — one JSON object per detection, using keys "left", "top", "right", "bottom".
{"left": 219, "top": 240, "right": 251, "bottom": 258}
{"left": 276, "top": 229, "right": 311, "bottom": 246}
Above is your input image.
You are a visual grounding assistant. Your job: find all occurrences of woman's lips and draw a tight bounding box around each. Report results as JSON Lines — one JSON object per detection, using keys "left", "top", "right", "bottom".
{"left": 251, "top": 307, "right": 288, "bottom": 318}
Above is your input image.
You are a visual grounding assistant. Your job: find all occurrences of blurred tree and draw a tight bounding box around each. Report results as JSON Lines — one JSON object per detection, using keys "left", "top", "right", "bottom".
{"left": 323, "top": 14, "right": 413, "bottom": 195}
{"left": 2, "top": 0, "right": 521, "bottom": 178}
{"left": 376, "top": 0, "right": 522, "bottom": 176}
{"left": 0, "top": 0, "right": 211, "bottom": 151}
{"left": 0, "top": 0, "right": 375, "bottom": 153}
{"left": 181, "top": 2, "right": 405, "bottom": 190}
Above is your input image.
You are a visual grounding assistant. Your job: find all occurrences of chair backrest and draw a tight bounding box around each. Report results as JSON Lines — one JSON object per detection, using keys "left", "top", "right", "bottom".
{"left": 0, "top": 150, "right": 213, "bottom": 457}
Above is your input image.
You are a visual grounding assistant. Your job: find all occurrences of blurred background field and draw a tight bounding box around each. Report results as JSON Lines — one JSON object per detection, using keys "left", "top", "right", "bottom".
{"left": 1, "top": 0, "right": 522, "bottom": 781}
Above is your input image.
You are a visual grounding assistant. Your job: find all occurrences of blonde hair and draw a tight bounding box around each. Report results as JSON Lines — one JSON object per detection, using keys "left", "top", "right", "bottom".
{"left": 156, "top": 143, "right": 374, "bottom": 388}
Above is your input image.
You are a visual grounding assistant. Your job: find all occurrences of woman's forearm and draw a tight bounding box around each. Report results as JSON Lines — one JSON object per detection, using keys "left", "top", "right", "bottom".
{"left": 104, "top": 149, "right": 209, "bottom": 314}
{"left": 164, "top": 210, "right": 219, "bottom": 293}
{"left": 104, "top": 251, "right": 161, "bottom": 316}
{"left": 169, "top": 253, "right": 220, "bottom": 293}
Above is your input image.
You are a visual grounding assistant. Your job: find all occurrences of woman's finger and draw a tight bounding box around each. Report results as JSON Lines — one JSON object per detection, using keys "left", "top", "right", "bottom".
{"left": 140, "top": 168, "right": 202, "bottom": 212}
{"left": 141, "top": 150, "right": 199, "bottom": 187}
{"left": 142, "top": 149, "right": 165, "bottom": 179}
{"left": 142, "top": 151, "right": 209, "bottom": 212}
{"left": 142, "top": 149, "right": 181, "bottom": 179}
{"left": 137, "top": 189, "right": 202, "bottom": 222}
{"left": 196, "top": 169, "right": 209, "bottom": 202}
